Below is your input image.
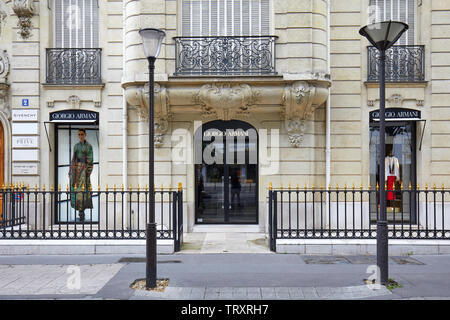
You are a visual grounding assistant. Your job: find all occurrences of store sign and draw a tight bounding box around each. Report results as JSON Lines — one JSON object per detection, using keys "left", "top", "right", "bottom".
{"left": 370, "top": 108, "right": 421, "bottom": 122}
{"left": 50, "top": 110, "right": 99, "bottom": 123}
{"left": 12, "top": 109, "right": 38, "bottom": 122}
{"left": 13, "top": 163, "right": 38, "bottom": 175}
{"left": 13, "top": 136, "right": 38, "bottom": 148}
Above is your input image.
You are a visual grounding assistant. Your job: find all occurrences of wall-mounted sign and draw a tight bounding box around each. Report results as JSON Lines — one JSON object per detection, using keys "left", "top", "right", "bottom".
{"left": 13, "top": 136, "right": 39, "bottom": 148}
{"left": 369, "top": 108, "right": 421, "bottom": 122}
{"left": 12, "top": 109, "right": 38, "bottom": 122}
{"left": 22, "top": 98, "right": 29, "bottom": 107}
{"left": 13, "top": 163, "right": 38, "bottom": 175}
{"left": 12, "top": 123, "right": 38, "bottom": 135}
{"left": 49, "top": 110, "right": 99, "bottom": 123}
{"left": 12, "top": 149, "right": 39, "bottom": 162}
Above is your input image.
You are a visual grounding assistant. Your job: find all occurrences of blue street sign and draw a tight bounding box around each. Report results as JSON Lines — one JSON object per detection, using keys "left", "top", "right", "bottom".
{"left": 22, "top": 99, "right": 29, "bottom": 107}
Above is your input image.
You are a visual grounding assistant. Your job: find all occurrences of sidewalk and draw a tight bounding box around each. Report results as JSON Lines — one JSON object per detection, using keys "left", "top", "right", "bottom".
{"left": 0, "top": 253, "right": 450, "bottom": 300}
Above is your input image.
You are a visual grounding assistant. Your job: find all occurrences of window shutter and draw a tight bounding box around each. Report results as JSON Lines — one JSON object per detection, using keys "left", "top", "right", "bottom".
{"left": 368, "top": 0, "right": 415, "bottom": 45}
{"left": 181, "top": 0, "right": 270, "bottom": 37}
{"left": 54, "top": 0, "right": 99, "bottom": 48}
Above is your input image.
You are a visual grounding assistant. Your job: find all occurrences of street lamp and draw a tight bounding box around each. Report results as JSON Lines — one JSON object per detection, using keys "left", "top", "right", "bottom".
{"left": 139, "top": 28, "right": 165, "bottom": 289}
{"left": 359, "top": 21, "right": 408, "bottom": 285}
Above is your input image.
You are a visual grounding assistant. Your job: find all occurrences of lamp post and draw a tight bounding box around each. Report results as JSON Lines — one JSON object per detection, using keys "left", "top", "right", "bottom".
{"left": 139, "top": 28, "right": 165, "bottom": 289}
{"left": 359, "top": 21, "right": 408, "bottom": 285}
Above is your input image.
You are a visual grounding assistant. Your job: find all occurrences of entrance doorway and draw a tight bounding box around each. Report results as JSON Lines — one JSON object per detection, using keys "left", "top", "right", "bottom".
{"left": 194, "top": 120, "right": 258, "bottom": 224}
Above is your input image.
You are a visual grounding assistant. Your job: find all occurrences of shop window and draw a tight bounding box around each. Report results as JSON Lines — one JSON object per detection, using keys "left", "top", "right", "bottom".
{"left": 55, "top": 125, "right": 99, "bottom": 223}
{"left": 369, "top": 121, "right": 417, "bottom": 223}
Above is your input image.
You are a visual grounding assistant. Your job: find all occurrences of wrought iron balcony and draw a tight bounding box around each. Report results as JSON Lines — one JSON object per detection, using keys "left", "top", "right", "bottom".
{"left": 367, "top": 45, "right": 425, "bottom": 82}
{"left": 46, "top": 48, "right": 102, "bottom": 85}
{"left": 174, "top": 36, "right": 278, "bottom": 76}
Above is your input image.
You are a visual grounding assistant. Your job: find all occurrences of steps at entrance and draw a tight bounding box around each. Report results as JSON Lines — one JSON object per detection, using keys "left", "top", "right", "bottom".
{"left": 191, "top": 225, "right": 261, "bottom": 233}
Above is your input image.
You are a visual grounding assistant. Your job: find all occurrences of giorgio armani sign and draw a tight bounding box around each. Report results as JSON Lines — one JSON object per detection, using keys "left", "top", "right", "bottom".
{"left": 369, "top": 108, "right": 421, "bottom": 122}
{"left": 50, "top": 110, "right": 99, "bottom": 123}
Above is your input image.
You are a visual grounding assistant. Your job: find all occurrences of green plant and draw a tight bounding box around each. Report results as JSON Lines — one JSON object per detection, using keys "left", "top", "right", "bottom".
{"left": 407, "top": 251, "right": 414, "bottom": 256}
{"left": 386, "top": 278, "right": 402, "bottom": 291}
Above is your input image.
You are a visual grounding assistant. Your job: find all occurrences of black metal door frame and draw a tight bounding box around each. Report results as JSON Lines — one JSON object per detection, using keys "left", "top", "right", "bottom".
{"left": 194, "top": 120, "right": 259, "bottom": 224}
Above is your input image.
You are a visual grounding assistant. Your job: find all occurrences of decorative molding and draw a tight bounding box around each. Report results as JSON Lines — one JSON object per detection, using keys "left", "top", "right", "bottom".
{"left": 367, "top": 100, "right": 375, "bottom": 107}
{"left": 285, "top": 119, "right": 306, "bottom": 148}
{"left": 192, "top": 83, "right": 259, "bottom": 121}
{"left": 0, "top": 50, "right": 10, "bottom": 119}
{"left": 67, "top": 95, "right": 81, "bottom": 109}
{"left": 12, "top": 0, "right": 34, "bottom": 39}
{"left": 0, "top": 1, "right": 7, "bottom": 37}
{"left": 416, "top": 100, "right": 424, "bottom": 107}
{"left": 47, "top": 101, "right": 54, "bottom": 108}
{"left": 388, "top": 93, "right": 403, "bottom": 107}
{"left": 281, "top": 81, "right": 327, "bottom": 147}
{"left": 125, "top": 83, "right": 171, "bottom": 147}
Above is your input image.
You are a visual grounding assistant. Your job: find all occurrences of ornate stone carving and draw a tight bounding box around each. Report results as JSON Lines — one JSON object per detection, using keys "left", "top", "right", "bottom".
{"left": 67, "top": 95, "right": 81, "bottom": 109}
{"left": 0, "top": 50, "right": 9, "bottom": 83}
{"left": 367, "top": 100, "right": 375, "bottom": 107}
{"left": 0, "top": 1, "right": 7, "bottom": 37}
{"left": 285, "top": 119, "right": 306, "bottom": 148}
{"left": 0, "top": 50, "right": 10, "bottom": 119}
{"left": 12, "top": 0, "right": 34, "bottom": 39}
{"left": 281, "top": 81, "right": 327, "bottom": 147}
{"left": 416, "top": 100, "right": 424, "bottom": 107}
{"left": 193, "top": 83, "right": 259, "bottom": 121}
{"left": 388, "top": 93, "right": 403, "bottom": 107}
{"left": 125, "top": 83, "right": 171, "bottom": 147}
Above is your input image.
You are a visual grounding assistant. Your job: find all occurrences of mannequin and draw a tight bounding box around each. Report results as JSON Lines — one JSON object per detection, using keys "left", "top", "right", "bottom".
{"left": 385, "top": 145, "right": 400, "bottom": 208}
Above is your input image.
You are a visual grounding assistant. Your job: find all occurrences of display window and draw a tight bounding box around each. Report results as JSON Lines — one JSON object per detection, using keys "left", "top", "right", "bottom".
{"left": 369, "top": 121, "right": 417, "bottom": 223}
{"left": 55, "top": 124, "right": 99, "bottom": 223}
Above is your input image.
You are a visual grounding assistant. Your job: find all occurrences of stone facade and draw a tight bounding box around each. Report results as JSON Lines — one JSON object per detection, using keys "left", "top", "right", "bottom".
{"left": 0, "top": 0, "right": 449, "bottom": 232}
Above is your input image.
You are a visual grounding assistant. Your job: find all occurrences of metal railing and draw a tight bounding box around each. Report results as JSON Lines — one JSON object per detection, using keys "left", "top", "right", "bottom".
{"left": 367, "top": 45, "right": 425, "bottom": 82}
{"left": 46, "top": 48, "right": 102, "bottom": 85}
{"left": 0, "top": 186, "right": 183, "bottom": 251}
{"left": 174, "top": 36, "right": 278, "bottom": 76}
{"left": 268, "top": 186, "right": 450, "bottom": 251}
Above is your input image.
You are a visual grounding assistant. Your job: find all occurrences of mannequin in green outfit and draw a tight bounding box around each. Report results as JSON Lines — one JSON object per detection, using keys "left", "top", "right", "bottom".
{"left": 69, "top": 129, "right": 93, "bottom": 222}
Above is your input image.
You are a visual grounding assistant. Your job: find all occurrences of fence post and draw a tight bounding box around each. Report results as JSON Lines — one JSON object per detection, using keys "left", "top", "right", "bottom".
{"left": 273, "top": 190, "right": 278, "bottom": 252}
{"left": 178, "top": 183, "right": 183, "bottom": 249}
{"left": 173, "top": 191, "right": 179, "bottom": 252}
{"left": 268, "top": 187, "right": 273, "bottom": 251}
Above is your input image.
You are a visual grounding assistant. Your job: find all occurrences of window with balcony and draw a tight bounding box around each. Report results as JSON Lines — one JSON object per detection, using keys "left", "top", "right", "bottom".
{"left": 46, "top": 0, "right": 101, "bottom": 85}
{"left": 174, "top": 0, "right": 277, "bottom": 76}
{"left": 367, "top": 0, "right": 424, "bottom": 82}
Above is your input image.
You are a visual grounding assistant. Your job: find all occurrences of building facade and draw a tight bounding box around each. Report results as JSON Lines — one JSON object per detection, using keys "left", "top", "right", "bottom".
{"left": 0, "top": 0, "right": 449, "bottom": 235}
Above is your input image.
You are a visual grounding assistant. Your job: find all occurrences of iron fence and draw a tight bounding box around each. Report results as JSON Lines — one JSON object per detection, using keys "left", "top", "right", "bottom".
{"left": 0, "top": 186, "right": 183, "bottom": 251}
{"left": 46, "top": 48, "right": 102, "bottom": 85}
{"left": 268, "top": 187, "right": 450, "bottom": 251}
{"left": 174, "top": 36, "right": 278, "bottom": 76}
{"left": 367, "top": 45, "right": 425, "bottom": 82}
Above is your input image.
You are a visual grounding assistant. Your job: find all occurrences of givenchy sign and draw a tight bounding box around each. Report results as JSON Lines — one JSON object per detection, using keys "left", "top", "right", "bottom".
{"left": 370, "top": 108, "right": 421, "bottom": 122}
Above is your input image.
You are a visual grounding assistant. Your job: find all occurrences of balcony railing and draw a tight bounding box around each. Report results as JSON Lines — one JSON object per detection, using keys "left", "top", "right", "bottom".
{"left": 174, "top": 36, "right": 278, "bottom": 76}
{"left": 46, "top": 48, "right": 102, "bottom": 85}
{"left": 367, "top": 45, "right": 425, "bottom": 82}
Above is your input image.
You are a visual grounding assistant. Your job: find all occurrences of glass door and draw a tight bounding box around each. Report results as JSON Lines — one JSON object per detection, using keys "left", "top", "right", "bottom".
{"left": 195, "top": 120, "right": 258, "bottom": 224}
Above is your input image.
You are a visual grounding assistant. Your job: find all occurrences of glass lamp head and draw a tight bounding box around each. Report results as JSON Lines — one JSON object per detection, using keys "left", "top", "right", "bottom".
{"left": 359, "top": 21, "right": 408, "bottom": 51}
{"left": 139, "top": 28, "right": 166, "bottom": 58}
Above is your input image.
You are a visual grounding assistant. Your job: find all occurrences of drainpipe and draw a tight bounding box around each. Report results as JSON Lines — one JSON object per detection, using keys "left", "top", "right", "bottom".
{"left": 325, "top": 0, "right": 331, "bottom": 227}
{"left": 122, "top": 0, "right": 128, "bottom": 225}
